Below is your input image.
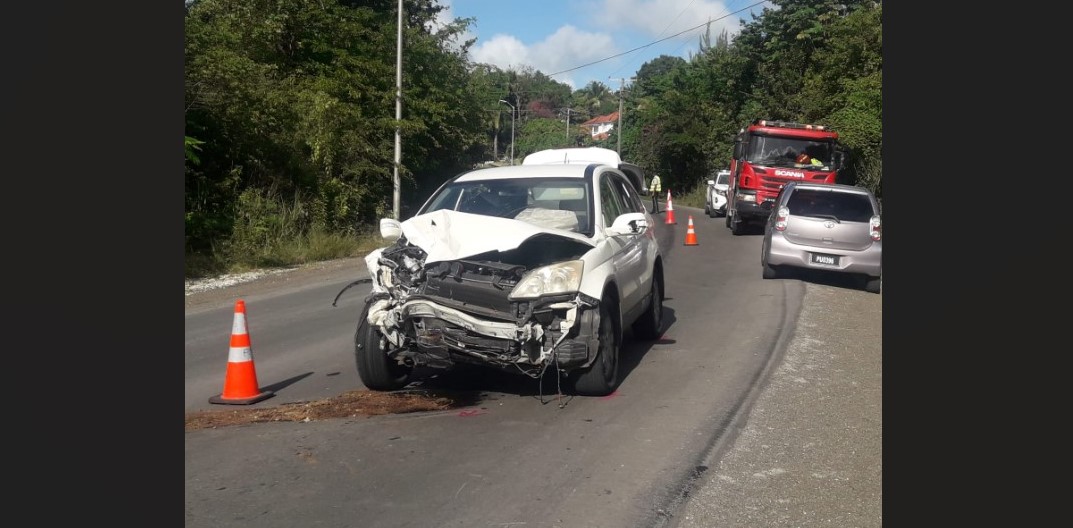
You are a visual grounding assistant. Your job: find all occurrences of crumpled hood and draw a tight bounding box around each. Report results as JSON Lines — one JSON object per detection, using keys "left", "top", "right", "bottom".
{"left": 400, "top": 209, "right": 595, "bottom": 264}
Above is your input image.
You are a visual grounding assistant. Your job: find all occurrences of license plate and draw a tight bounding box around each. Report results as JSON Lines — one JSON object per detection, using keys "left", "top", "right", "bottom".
{"left": 810, "top": 253, "right": 839, "bottom": 266}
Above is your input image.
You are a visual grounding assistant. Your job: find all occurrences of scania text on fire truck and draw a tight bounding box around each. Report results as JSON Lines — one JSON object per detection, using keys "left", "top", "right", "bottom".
{"left": 725, "top": 119, "right": 845, "bottom": 235}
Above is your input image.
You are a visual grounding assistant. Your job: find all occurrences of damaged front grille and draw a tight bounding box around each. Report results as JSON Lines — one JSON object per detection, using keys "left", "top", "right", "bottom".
{"left": 420, "top": 259, "right": 526, "bottom": 316}
{"left": 368, "top": 232, "right": 596, "bottom": 373}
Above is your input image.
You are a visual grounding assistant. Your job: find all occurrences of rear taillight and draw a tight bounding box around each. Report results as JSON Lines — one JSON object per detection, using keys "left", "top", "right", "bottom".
{"left": 774, "top": 207, "right": 789, "bottom": 231}
{"left": 870, "top": 215, "right": 881, "bottom": 241}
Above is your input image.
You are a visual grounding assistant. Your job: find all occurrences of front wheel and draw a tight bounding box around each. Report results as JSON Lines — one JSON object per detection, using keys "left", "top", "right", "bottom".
{"left": 571, "top": 300, "right": 620, "bottom": 396}
{"left": 631, "top": 273, "right": 664, "bottom": 340}
{"left": 730, "top": 214, "right": 746, "bottom": 236}
{"left": 355, "top": 300, "right": 413, "bottom": 391}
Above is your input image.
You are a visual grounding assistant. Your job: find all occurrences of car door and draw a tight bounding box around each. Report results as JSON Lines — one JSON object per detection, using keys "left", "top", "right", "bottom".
{"left": 599, "top": 171, "right": 647, "bottom": 314}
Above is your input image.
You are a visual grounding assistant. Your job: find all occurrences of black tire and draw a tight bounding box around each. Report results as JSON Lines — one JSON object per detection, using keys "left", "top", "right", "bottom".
{"left": 355, "top": 300, "right": 413, "bottom": 391}
{"left": 631, "top": 273, "right": 664, "bottom": 340}
{"left": 730, "top": 214, "right": 745, "bottom": 236}
{"left": 707, "top": 202, "right": 717, "bottom": 218}
{"left": 762, "top": 262, "right": 779, "bottom": 279}
{"left": 864, "top": 276, "right": 882, "bottom": 294}
{"left": 571, "top": 300, "right": 620, "bottom": 396}
{"left": 761, "top": 240, "right": 778, "bottom": 279}
{"left": 704, "top": 201, "right": 710, "bottom": 215}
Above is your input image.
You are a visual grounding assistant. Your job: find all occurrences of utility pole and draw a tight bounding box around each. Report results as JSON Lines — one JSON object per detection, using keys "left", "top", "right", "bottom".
{"left": 392, "top": 0, "right": 403, "bottom": 219}
{"left": 617, "top": 92, "right": 623, "bottom": 154}
{"left": 610, "top": 77, "right": 634, "bottom": 155}
{"left": 563, "top": 107, "right": 580, "bottom": 143}
{"left": 499, "top": 100, "right": 515, "bottom": 165}
{"left": 565, "top": 107, "right": 570, "bottom": 140}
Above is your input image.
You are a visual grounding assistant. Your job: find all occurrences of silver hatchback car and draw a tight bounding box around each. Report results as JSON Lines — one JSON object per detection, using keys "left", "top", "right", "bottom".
{"left": 760, "top": 182, "right": 882, "bottom": 293}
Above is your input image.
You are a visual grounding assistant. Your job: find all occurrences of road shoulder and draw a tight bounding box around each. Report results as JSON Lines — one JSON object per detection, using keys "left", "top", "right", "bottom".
{"left": 673, "top": 281, "right": 882, "bottom": 527}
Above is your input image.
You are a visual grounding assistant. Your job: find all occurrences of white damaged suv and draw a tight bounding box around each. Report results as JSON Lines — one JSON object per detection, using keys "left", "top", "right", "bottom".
{"left": 351, "top": 149, "right": 664, "bottom": 396}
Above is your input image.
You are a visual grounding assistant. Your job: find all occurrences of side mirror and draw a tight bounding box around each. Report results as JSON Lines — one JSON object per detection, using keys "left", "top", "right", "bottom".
{"left": 379, "top": 218, "right": 402, "bottom": 242}
{"left": 706, "top": 180, "right": 715, "bottom": 186}
{"left": 607, "top": 212, "right": 648, "bottom": 236}
{"left": 733, "top": 142, "right": 743, "bottom": 159}
{"left": 832, "top": 150, "right": 845, "bottom": 170}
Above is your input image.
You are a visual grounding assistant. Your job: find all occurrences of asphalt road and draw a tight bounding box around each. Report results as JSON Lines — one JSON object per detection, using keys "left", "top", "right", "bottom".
{"left": 669, "top": 259, "right": 882, "bottom": 527}
{"left": 185, "top": 205, "right": 881, "bottom": 527}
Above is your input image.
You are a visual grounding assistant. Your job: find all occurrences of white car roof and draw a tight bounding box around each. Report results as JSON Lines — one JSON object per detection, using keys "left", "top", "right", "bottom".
{"left": 521, "top": 147, "right": 622, "bottom": 167}
{"left": 454, "top": 164, "right": 591, "bottom": 182}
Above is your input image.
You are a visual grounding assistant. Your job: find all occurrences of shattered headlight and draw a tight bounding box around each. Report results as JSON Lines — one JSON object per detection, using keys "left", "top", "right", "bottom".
{"left": 508, "top": 260, "right": 583, "bottom": 300}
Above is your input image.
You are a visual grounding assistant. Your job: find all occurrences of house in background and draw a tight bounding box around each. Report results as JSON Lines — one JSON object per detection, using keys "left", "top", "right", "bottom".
{"left": 579, "top": 111, "right": 619, "bottom": 140}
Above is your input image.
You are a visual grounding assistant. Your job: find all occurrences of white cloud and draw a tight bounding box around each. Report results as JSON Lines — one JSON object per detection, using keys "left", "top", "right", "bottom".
{"left": 429, "top": 2, "right": 476, "bottom": 54}
{"left": 470, "top": 34, "right": 532, "bottom": 71}
{"left": 445, "top": 0, "right": 747, "bottom": 89}
{"left": 470, "top": 26, "right": 617, "bottom": 90}
{"left": 596, "top": 0, "right": 741, "bottom": 42}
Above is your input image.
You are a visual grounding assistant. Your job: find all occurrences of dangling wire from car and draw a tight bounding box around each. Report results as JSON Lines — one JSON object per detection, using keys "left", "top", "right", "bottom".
{"left": 331, "top": 278, "right": 372, "bottom": 307}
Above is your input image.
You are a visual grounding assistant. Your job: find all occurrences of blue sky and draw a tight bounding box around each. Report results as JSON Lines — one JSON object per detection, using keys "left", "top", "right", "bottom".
{"left": 436, "top": 0, "right": 771, "bottom": 91}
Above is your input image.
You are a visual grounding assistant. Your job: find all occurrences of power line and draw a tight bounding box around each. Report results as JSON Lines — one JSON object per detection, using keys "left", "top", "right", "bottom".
{"left": 608, "top": 0, "right": 699, "bottom": 80}
{"left": 545, "top": 1, "right": 769, "bottom": 79}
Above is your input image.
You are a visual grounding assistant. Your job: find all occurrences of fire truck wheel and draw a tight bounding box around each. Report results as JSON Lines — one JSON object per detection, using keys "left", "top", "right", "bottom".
{"left": 730, "top": 214, "right": 745, "bottom": 236}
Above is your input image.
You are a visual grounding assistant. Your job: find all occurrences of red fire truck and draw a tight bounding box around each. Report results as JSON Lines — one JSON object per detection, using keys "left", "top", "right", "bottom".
{"left": 725, "top": 119, "right": 845, "bottom": 235}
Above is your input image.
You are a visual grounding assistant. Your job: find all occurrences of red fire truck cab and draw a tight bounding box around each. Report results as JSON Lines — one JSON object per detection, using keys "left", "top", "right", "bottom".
{"left": 726, "top": 119, "right": 845, "bottom": 235}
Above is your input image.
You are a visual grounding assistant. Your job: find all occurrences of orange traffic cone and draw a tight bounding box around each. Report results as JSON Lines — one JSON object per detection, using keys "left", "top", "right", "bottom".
{"left": 664, "top": 190, "right": 677, "bottom": 225}
{"left": 684, "top": 216, "right": 699, "bottom": 246}
{"left": 209, "top": 299, "right": 274, "bottom": 405}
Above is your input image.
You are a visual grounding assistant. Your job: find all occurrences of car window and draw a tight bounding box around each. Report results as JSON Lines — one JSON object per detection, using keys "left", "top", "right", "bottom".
{"left": 717, "top": 172, "right": 729, "bottom": 185}
{"left": 612, "top": 174, "right": 643, "bottom": 214}
{"left": 600, "top": 175, "right": 625, "bottom": 226}
{"left": 786, "top": 189, "right": 875, "bottom": 222}
{"left": 454, "top": 182, "right": 531, "bottom": 217}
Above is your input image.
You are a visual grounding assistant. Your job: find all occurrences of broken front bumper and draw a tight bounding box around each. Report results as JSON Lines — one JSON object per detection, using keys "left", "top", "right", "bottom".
{"left": 367, "top": 293, "right": 602, "bottom": 374}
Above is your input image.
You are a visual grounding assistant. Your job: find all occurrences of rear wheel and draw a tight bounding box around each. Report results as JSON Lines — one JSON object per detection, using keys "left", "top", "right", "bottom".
{"left": 864, "top": 276, "right": 882, "bottom": 294}
{"left": 571, "top": 300, "right": 620, "bottom": 396}
{"left": 762, "top": 262, "right": 779, "bottom": 279}
{"left": 707, "top": 200, "right": 717, "bottom": 218}
{"left": 761, "top": 240, "right": 779, "bottom": 279}
{"left": 631, "top": 273, "right": 664, "bottom": 340}
{"left": 355, "top": 300, "right": 413, "bottom": 391}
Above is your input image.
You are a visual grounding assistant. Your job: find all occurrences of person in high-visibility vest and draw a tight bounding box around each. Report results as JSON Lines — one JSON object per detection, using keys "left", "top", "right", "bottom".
{"left": 649, "top": 173, "right": 662, "bottom": 213}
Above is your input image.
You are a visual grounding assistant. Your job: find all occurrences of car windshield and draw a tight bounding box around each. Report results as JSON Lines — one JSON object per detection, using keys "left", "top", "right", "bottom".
{"left": 747, "top": 136, "right": 832, "bottom": 168}
{"left": 422, "top": 177, "right": 593, "bottom": 233}
{"left": 716, "top": 172, "right": 729, "bottom": 185}
{"left": 785, "top": 189, "right": 875, "bottom": 222}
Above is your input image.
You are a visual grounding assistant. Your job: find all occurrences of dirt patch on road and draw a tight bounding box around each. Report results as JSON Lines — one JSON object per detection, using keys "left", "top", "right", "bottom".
{"left": 184, "top": 389, "right": 463, "bottom": 431}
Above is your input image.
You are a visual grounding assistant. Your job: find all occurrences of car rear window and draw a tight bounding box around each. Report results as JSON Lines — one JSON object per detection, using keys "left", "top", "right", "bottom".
{"left": 786, "top": 189, "right": 874, "bottom": 222}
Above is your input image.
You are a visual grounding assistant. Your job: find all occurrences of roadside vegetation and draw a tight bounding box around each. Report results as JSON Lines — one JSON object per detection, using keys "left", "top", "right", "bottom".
{"left": 185, "top": 0, "right": 881, "bottom": 278}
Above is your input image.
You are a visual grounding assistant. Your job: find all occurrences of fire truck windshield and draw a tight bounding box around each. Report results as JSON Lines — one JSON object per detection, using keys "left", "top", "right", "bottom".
{"left": 747, "top": 137, "right": 833, "bottom": 168}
